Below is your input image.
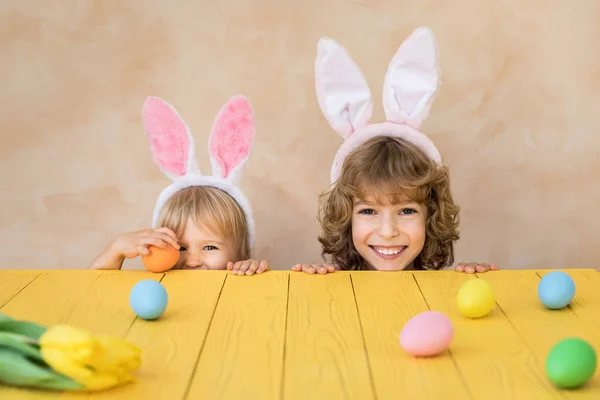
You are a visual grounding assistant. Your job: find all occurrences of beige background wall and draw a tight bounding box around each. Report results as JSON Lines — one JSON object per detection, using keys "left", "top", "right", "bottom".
{"left": 1, "top": 0, "right": 599, "bottom": 270}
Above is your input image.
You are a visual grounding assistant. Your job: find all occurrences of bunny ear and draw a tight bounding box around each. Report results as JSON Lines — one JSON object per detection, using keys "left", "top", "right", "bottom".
{"left": 209, "top": 95, "right": 255, "bottom": 183}
{"left": 142, "top": 97, "right": 200, "bottom": 181}
{"left": 382, "top": 27, "right": 440, "bottom": 129}
{"left": 315, "top": 38, "right": 373, "bottom": 139}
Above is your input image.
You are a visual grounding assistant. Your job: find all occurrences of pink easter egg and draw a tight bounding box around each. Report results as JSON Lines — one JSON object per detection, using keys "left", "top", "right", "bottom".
{"left": 399, "top": 311, "right": 454, "bottom": 357}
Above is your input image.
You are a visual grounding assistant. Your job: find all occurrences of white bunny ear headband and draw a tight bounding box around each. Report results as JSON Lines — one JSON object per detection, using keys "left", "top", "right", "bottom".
{"left": 142, "top": 95, "right": 256, "bottom": 251}
{"left": 315, "top": 27, "right": 443, "bottom": 184}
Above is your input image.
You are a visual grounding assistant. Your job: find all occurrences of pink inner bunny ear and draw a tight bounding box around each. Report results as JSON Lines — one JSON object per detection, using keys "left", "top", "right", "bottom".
{"left": 209, "top": 95, "right": 254, "bottom": 179}
{"left": 382, "top": 27, "right": 440, "bottom": 129}
{"left": 142, "top": 97, "right": 194, "bottom": 179}
{"left": 315, "top": 38, "right": 373, "bottom": 139}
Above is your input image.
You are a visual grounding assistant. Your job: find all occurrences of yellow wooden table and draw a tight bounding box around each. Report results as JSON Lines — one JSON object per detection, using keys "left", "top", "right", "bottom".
{"left": 0, "top": 269, "right": 599, "bottom": 399}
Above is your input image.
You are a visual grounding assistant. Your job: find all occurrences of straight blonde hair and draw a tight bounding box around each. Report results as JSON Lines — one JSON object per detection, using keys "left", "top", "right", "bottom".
{"left": 156, "top": 186, "right": 250, "bottom": 260}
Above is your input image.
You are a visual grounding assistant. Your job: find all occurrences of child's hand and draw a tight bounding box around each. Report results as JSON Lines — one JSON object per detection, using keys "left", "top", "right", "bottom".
{"left": 454, "top": 262, "right": 499, "bottom": 274}
{"left": 111, "top": 228, "right": 180, "bottom": 258}
{"left": 89, "top": 227, "right": 180, "bottom": 270}
{"left": 227, "top": 259, "right": 269, "bottom": 276}
{"left": 290, "top": 263, "right": 336, "bottom": 274}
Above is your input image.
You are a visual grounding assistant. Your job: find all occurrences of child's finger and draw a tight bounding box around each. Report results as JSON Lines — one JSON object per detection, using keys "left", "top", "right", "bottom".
{"left": 490, "top": 263, "right": 499, "bottom": 270}
{"left": 256, "top": 261, "right": 269, "bottom": 274}
{"left": 475, "top": 264, "right": 489, "bottom": 272}
{"left": 302, "top": 265, "right": 317, "bottom": 274}
{"left": 464, "top": 263, "right": 477, "bottom": 273}
{"left": 245, "top": 261, "right": 260, "bottom": 275}
{"left": 316, "top": 265, "right": 329, "bottom": 274}
{"left": 154, "top": 232, "right": 180, "bottom": 250}
{"left": 155, "top": 227, "right": 178, "bottom": 241}
{"left": 290, "top": 264, "right": 302, "bottom": 271}
{"left": 226, "top": 261, "right": 234, "bottom": 271}
{"left": 137, "top": 246, "right": 151, "bottom": 256}
{"left": 237, "top": 261, "right": 251, "bottom": 275}
{"left": 326, "top": 265, "right": 336, "bottom": 272}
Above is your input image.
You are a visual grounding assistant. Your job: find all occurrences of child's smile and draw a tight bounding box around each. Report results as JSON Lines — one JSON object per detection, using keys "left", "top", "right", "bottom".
{"left": 352, "top": 196, "right": 426, "bottom": 271}
{"left": 370, "top": 245, "right": 407, "bottom": 260}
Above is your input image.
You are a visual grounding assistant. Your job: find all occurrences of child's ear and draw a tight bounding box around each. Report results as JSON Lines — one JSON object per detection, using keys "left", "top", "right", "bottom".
{"left": 208, "top": 95, "right": 255, "bottom": 184}
{"left": 314, "top": 38, "right": 374, "bottom": 139}
{"left": 382, "top": 27, "right": 440, "bottom": 129}
{"left": 142, "top": 96, "right": 200, "bottom": 181}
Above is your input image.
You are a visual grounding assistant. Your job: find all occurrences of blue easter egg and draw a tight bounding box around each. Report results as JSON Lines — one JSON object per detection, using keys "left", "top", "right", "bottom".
{"left": 538, "top": 271, "right": 575, "bottom": 310}
{"left": 129, "top": 280, "right": 168, "bottom": 320}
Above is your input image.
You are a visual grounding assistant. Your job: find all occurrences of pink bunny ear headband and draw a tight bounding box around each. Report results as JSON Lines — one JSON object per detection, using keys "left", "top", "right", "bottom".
{"left": 142, "top": 95, "right": 256, "bottom": 251}
{"left": 315, "top": 27, "right": 443, "bottom": 184}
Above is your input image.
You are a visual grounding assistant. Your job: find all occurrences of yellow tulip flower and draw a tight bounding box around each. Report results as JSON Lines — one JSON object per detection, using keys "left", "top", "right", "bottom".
{"left": 39, "top": 325, "right": 141, "bottom": 391}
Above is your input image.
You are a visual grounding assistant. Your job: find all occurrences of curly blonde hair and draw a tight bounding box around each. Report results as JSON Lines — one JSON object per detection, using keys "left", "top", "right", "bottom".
{"left": 156, "top": 186, "right": 250, "bottom": 261}
{"left": 318, "top": 135, "right": 460, "bottom": 270}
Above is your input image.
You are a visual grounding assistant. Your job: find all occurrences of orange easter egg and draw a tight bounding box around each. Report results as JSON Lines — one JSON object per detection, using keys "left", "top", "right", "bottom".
{"left": 142, "top": 246, "right": 180, "bottom": 272}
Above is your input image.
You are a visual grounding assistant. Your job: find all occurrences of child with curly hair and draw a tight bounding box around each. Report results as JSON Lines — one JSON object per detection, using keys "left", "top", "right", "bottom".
{"left": 292, "top": 27, "right": 498, "bottom": 274}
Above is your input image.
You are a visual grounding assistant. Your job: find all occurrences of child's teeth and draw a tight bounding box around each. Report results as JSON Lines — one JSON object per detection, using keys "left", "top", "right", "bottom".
{"left": 376, "top": 248, "right": 402, "bottom": 255}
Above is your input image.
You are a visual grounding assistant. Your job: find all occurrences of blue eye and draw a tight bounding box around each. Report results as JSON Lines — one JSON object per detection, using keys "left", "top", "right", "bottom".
{"left": 400, "top": 208, "right": 417, "bottom": 215}
{"left": 358, "top": 208, "right": 375, "bottom": 215}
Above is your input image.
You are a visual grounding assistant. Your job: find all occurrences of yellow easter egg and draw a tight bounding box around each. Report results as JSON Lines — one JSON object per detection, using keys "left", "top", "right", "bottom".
{"left": 456, "top": 279, "right": 495, "bottom": 318}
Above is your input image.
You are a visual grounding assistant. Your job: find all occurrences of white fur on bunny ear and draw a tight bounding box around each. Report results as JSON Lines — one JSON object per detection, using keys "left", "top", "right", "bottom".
{"left": 382, "top": 27, "right": 440, "bottom": 129}
{"left": 209, "top": 95, "right": 255, "bottom": 184}
{"left": 315, "top": 38, "right": 373, "bottom": 139}
{"left": 142, "top": 97, "right": 200, "bottom": 181}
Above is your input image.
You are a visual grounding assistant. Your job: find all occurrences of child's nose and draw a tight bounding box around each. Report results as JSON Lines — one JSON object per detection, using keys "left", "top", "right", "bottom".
{"left": 378, "top": 218, "right": 399, "bottom": 239}
{"left": 185, "top": 252, "right": 204, "bottom": 268}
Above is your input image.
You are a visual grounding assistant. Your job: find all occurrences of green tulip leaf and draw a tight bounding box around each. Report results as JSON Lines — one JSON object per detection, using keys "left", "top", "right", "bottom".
{"left": 0, "top": 347, "right": 83, "bottom": 390}
{"left": 0, "top": 319, "right": 47, "bottom": 339}
{"left": 0, "top": 314, "right": 13, "bottom": 323}
{"left": 0, "top": 332, "right": 44, "bottom": 362}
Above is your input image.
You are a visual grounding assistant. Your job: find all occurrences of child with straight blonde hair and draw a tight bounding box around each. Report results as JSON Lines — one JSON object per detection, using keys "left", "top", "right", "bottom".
{"left": 90, "top": 95, "right": 268, "bottom": 275}
{"left": 293, "top": 27, "right": 498, "bottom": 274}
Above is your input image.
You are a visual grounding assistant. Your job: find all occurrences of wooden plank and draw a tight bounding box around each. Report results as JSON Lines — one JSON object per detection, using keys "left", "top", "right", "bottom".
{"left": 0, "top": 270, "right": 162, "bottom": 399}
{"left": 414, "top": 271, "right": 562, "bottom": 400}
{"left": 350, "top": 271, "right": 471, "bottom": 399}
{"left": 0, "top": 271, "right": 160, "bottom": 335}
{"left": 186, "top": 271, "right": 288, "bottom": 400}
{"left": 0, "top": 271, "right": 40, "bottom": 308}
{"left": 283, "top": 272, "right": 374, "bottom": 400}
{"left": 537, "top": 269, "right": 600, "bottom": 334}
{"left": 504, "top": 269, "right": 600, "bottom": 398}
{"left": 88, "top": 270, "right": 227, "bottom": 400}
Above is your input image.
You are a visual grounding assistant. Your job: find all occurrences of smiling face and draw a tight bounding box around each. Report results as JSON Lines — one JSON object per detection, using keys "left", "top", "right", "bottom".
{"left": 318, "top": 135, "right": 460, "bottom": 271}
{"left": 351, "top": 196, "right": 427, "bottom": 271}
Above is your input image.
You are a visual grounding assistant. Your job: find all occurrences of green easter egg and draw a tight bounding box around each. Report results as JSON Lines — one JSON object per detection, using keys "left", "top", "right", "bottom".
{"left": 546, "top": 338, "right": 597, "bottom": 389}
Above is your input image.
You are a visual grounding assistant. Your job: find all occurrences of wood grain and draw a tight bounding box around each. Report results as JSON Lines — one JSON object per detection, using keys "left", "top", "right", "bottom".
{"left": 481, "top": 270, "right": 600, "bottom": 399}
{"left": 351, "top": 271, "right": 471, "bottom": 399}
{"left": 186, "top": 271, "right": 288, "bottom": 400}
{"left": 1, "top": 269, "right": 599, "bottom": 399}
{"left": 414, "top": 271, "right": 562, "bottom": 400}
{"left": 283, "top": 272, "right": 374, "bottom": 400}
{"left": 89, "top": 270, "right": 227, "bottom": 400}
{"left": 0, "top": 270, "right": 162, "bottom": 399}
{"left": 0, "top": 271, "right": 39, "bottom": 307}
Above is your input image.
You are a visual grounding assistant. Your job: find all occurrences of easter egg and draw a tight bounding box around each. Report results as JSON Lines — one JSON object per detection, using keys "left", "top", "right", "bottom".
{"left": 456, "top": 279, "right": 495, "bottom": 318}
{"left": 538, "top": 271, "right": 575, "bottom": 310}
{"left": 546, "top": 338, "right": 597, "bottom": 389}
{"left": 129, "top": 280, "right": 168, "bottom": 320}
{"left": 142, "top": 245, "right": 179, "bottom": 273}
{"left": 399, "top": 311, "right": 454, "bottom": 357}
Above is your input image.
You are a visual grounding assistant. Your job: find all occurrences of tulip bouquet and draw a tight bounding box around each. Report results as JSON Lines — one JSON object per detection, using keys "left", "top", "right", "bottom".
{"left": 0, "top": 313, "right": 141, "bottom": 391}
